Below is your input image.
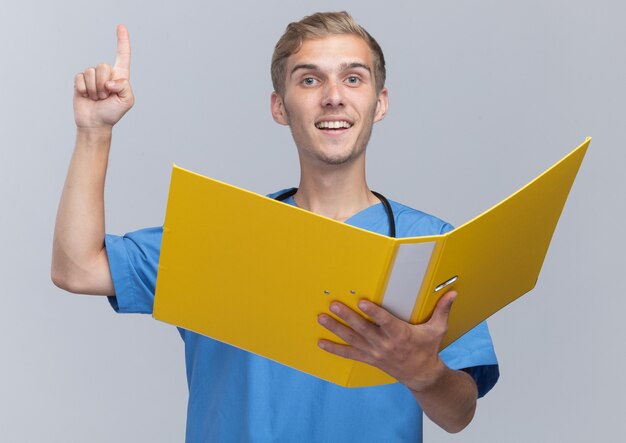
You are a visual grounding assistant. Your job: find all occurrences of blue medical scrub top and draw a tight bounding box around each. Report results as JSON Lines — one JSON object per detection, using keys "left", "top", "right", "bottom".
{"left": 105, "top": 193, "right": 499, "bottom": 442}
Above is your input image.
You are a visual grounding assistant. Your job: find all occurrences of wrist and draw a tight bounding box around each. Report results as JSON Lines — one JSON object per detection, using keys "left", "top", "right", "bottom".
{"left": 76, "top": 126, "right": 113, "bottom": 141}
{"left": 405, "top": 357, "right": 448, "bottom": 395}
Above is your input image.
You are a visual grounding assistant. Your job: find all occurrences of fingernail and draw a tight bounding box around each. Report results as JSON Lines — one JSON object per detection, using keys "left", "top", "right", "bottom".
{"left": 330, "top": 304, "right": 340, "bottom": 314}
{"left": 358, "top": 300, "right": 368, "bottom": 311}
{"left": 99, "top": 92, "right": 108, "bottom": 99}
{"left": 318, "top": 340, "right": 327, "bottom": 350}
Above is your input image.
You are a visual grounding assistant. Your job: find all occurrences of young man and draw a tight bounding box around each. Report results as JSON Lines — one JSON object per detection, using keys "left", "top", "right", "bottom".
{"left": 52, "top": 12, "right": 498, "bottom": 442}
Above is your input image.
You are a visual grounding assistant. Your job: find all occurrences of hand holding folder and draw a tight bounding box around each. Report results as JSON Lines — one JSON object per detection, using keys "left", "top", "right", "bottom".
{"left": 153, "top": 138, "right": 590, "bottom": 387}
{"left": 318, "top": 289, "right": 459, "bottom": 392}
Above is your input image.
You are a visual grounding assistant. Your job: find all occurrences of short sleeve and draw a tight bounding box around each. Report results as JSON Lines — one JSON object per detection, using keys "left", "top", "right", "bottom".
{"left": 104, "top": 226, "right": 163, "bottom": 314}
{"left": 439, "top": 322, "right": 499, "bottom": 398}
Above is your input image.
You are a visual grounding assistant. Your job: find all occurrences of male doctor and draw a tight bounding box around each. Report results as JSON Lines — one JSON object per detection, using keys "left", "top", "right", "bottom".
{"left": 53, "top": 11, "right": 498, "bottom": 442}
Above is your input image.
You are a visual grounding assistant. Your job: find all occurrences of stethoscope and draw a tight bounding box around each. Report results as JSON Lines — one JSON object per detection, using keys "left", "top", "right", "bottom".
{"left": 274, "top": 188, "right": 396, "bottom": 238}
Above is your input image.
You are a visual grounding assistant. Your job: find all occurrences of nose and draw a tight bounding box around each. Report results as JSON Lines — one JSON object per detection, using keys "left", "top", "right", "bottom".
{"left": 321, "top": 80, "right": 344, "bottom": 108}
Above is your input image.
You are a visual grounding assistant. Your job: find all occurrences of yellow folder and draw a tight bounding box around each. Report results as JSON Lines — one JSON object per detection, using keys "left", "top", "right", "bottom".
{"left": 153, "top": 138, "right": 590, "bottom": 387}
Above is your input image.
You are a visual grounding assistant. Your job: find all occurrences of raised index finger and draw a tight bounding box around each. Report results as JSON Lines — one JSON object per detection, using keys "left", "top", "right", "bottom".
{"left": 113, "top": 24, "right": 131, "bottom": 76}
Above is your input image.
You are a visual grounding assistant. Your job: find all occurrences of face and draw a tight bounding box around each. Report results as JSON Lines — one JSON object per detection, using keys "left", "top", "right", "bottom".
{"left": 271, "top": 34, "right": 388, "bottom": 167}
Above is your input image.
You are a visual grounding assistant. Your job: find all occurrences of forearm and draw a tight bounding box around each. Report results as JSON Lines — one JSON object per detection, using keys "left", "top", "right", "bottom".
{"left": 52, "top": 128, "right": 112, "bottom": 290}
{"left": 410, "top": 361, "right": 477, "bottom": 433}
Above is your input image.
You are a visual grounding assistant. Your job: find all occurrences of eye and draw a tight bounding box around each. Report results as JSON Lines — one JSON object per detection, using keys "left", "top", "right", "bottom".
{"left": 302, "top": 77, "right": 317, "bottom": 86}
{"left": 346, "top": 76, "right": 360, "bottom": 85}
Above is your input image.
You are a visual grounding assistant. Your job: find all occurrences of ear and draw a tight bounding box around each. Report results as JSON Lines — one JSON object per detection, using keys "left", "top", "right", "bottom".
{"left": 271, "top": 91, "right": 289, "bottom": 126}
{"left": 373, "top": 87, "right": 389, "bottom": 123}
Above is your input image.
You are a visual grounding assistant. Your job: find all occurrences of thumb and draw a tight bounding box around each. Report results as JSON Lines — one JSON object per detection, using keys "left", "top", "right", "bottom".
{"left": 105, "top": 79, "right": 133, "bottom": 100}
{"left": 427, "top": 290, "right": 457, "bottom": 330}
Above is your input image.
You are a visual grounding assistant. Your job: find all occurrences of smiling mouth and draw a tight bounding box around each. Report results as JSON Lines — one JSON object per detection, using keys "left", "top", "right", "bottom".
{"left": 315, "top": 120, "right": 353, "bottom": 130}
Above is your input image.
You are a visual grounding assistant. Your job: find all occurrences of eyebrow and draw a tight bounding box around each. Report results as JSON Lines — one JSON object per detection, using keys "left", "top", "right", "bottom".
{"left": 290, "top": 62, "right": 372, "bottom": 77}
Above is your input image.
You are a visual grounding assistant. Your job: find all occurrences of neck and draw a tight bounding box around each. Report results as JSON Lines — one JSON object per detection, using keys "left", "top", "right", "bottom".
{"left": 294, "top": 156, "right": 380, "bottom": 221}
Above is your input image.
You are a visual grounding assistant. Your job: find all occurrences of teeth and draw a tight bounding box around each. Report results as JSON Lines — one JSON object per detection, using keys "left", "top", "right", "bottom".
{"left": 316, "top": 121, "right": 352, "bottom": 129}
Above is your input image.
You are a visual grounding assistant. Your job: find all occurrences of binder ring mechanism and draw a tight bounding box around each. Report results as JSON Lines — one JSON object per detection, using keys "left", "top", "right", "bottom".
{"left": 434, "top": 275, "right": 458, "bottom": 293}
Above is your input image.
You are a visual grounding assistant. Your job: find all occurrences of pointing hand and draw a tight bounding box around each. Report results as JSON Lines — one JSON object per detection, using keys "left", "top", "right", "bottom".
{"left": 73, "top": 25, "right": 134, "bottom": 130}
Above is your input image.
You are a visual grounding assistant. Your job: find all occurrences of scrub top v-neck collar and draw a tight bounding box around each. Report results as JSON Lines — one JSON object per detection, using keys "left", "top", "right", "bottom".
{"left": 282, "top": 195, "right": 385, "bottom": 225}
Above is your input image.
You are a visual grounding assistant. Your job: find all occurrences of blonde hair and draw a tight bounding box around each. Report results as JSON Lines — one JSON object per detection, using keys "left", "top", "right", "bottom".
{"left": 271, "top": 11, "right": 386, "bottom": 96}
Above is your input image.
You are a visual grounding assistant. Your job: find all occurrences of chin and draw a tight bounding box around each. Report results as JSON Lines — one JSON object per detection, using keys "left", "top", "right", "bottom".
{"left": 317, "top": 149, "right": 361, "bottom": 166}
{"left": 300, "top": 139, "right": 365, "bottom": 166}
{"left": 320, "top": 155, "right": 352, "bottom": 166}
